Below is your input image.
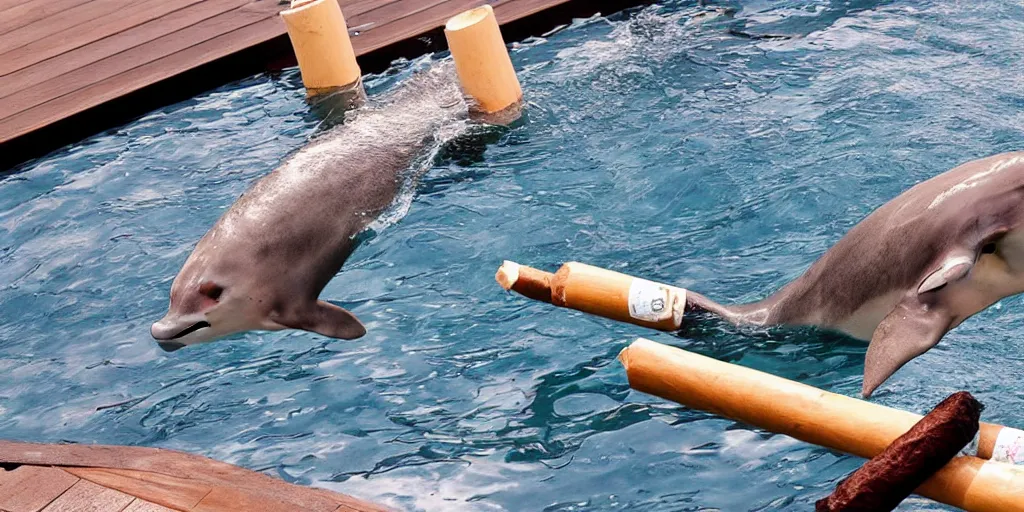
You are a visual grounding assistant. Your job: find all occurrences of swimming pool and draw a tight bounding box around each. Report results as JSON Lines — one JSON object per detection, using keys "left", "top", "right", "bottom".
{"left": 2, "top": 0, "right": 1022, "bottom": 509}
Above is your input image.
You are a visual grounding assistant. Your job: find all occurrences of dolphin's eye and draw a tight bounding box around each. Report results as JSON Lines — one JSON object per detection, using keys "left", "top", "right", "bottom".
{"left": 981, "top": 242, "right": 997, "bottom": 255}
{"left": 199, "top": 282, "right": 223, "bottom": 301}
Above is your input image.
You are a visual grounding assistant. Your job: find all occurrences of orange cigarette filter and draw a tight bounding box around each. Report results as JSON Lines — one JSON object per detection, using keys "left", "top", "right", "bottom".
{"left": 619, "top": 338, "right": 1024, "bottom": 512}
{"left": 496, "top": 260, "right": 686, "bottom": 331}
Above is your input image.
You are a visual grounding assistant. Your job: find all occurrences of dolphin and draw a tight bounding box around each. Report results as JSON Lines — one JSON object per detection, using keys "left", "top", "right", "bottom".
{"left": 151, "top": 61, "right": 465, "bottom": 352}
{"left": 685, "top": 151, "right": 1024, "bottom": 397}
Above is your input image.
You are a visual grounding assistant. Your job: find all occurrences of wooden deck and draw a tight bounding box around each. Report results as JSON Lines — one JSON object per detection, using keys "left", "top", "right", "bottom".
{"left": 0, "top": 440, "right": 387, "bottom": 512}
{"left": 0, "top": 0, "right": 647, "bottom": 169}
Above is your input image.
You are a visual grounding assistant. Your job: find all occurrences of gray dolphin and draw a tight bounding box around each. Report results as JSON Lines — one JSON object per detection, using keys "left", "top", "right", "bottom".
{"left": 151, "top": 62, "right": 465, "bottom": 351}
{"left": 686, "top": 151, "right": 1024, "bottom": 397}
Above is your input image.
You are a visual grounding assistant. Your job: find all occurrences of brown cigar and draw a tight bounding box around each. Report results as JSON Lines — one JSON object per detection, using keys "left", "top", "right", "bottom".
{"left": 816, "top": 391, "right": 983, "bottom": 511}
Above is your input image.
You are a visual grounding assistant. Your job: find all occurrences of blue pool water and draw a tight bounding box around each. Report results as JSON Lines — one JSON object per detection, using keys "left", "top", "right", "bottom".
{"left": 2, "top": 0, "right": 1023, "bottom": 509}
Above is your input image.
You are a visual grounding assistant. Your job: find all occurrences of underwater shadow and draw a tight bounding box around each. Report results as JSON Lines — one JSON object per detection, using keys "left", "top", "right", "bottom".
{"left": 675, "top": 313, "right": 866, "bottom": 361}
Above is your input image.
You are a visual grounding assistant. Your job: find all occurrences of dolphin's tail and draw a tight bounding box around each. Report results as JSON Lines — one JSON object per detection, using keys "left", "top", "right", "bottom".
{"left": 685, "top": 290, "right": 773, "bottom": 327}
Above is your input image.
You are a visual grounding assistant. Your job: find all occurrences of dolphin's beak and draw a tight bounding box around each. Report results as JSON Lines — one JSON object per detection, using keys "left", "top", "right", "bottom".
{"left": 151, "top": 318, "right": 179, "bottom": 341}
{"left": 151, "top": 317, "right": 211, "bottom": 351}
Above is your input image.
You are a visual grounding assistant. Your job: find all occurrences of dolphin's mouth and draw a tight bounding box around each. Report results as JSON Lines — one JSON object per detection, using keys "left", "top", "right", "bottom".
{"left": 170, "top": 321, "right": 211, "bottom": 340}
{"left": 157, "top": 341, "right": 186, "bottom": 353}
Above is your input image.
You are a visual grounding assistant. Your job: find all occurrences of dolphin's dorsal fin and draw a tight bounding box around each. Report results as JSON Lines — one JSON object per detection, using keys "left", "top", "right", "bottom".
{"left": 279, "top": 301, "right": 367, "bottom": 340}
{"left": 862, "top": 296, "right": 951, "bottom": 398}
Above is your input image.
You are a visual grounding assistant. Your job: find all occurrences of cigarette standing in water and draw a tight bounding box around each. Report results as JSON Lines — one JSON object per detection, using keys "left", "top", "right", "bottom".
{"left": 280, "top": 0, "right": 362, "bottom": 96}
{"left": 444, "top": 5, "right": 524, "bottom": 122}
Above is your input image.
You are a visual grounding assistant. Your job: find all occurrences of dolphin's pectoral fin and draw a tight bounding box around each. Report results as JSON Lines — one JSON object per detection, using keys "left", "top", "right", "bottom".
{"left": 862, "top": 297, "right": 951, "bottom": 398}
{"left": 280, "top": 301, "right": 367, "bottom": 340}
{"left": 917, "top": 251, "right": 975, "bottom": 294}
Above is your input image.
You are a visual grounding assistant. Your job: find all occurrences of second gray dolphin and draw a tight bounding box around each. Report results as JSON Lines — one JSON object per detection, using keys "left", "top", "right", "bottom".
{"left": 687, "top": 151, "right": 1024, "bottom": 397}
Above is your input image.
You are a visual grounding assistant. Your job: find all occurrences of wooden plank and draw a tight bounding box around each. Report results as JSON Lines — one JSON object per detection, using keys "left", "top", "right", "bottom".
{"left": 0, "top": 0, "right": 208, "bottom": 77}
{"left": 64, "top": 468, "right": 210, "bottom": 512}
{"left": 0, "top": 442, "right": 387, "bottom": 512}
{"left": 0, "top": 15, "right": 280, "bottom": 139}
{"left": 334, "top": 501, "right": 389, "bottom": 512}
{"left": 0, "top": 0, "right": 94, "bottom": 36}
{"left": 121, "top": 499, "right": 179, "bottom": 512}
{"left": 41, "top": 479, "right": 135, "bottom": 512}
{"left": 0, "top": 0, "right": 139, "bottom": 55}
{"left": 0, "top": 466, "right": 79, "bottom": 512}
{"left": 0, "top": 0, "right": 396, "bottom": 86}
{"left": 353, "top": 0, "right": 450, "bottom": 34}
{"left": 0, "top": 0, "right": 584, "bottom": 145}
{"left": 0, "top": 441, "right": 309, "bottom": 493}
{"left": 494, "top": 0, "right": 573, "bottom": 21}
{"left": 347, "top": 0, "right": 511, "bottom": 54}
{"left": 193, "top": 486, "right": 339, "bottom": 512}
{"left": 0, "top": 0, "right": 29, "bottom": 15}
{"left": 342, "top": 0, "right": 572, "bottom": 58}
{"left": 343, "top": 0, "right": 575, "bottom": 51}
{"left": 341, "top": 0, "right": 401, "bottom": 18}
{"left": 66, "top": 467, "right": 389, "bottom": 512}
{"left": 0, "top": 0, "right": 281, "bottom": 119}
{"left": 0, "top": 0, "right": 256, "bottom": 95}
{"left": 0, "top": 0, "right": 397, "bottom": 87}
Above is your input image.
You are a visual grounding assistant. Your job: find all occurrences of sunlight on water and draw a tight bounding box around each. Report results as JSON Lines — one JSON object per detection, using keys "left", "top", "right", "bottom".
{"left": 1, "top": 0, "right": 1022, "bottom": 510}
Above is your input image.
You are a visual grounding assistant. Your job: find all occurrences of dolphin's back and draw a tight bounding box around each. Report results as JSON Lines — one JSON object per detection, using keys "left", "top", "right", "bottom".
{"left": 190, "top": 62, "right": 466, "bottom": 297}
{"left": 761, "top": 152, "right": 1024, "bottom": 329}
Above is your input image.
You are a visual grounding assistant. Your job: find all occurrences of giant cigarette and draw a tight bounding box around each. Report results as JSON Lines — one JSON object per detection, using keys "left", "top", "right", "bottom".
{"left": 444, "top": 5, "right": 523, "bottom": 117}
{"left": 280, "top": 0, "right": 362, "bottom": 95}
{"left": 817, "top": 391, "right": 982, "bottom": 511}
{"left": 496, "top": 260, "right": 686, "bottom": 331}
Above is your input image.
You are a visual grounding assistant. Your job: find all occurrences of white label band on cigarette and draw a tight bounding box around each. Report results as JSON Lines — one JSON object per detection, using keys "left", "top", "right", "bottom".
{"left": 992, "top": 427, "right": 1024, "bottom": 465}
{"left": 627, "top": 278, "right": 686, "bottom": 325}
